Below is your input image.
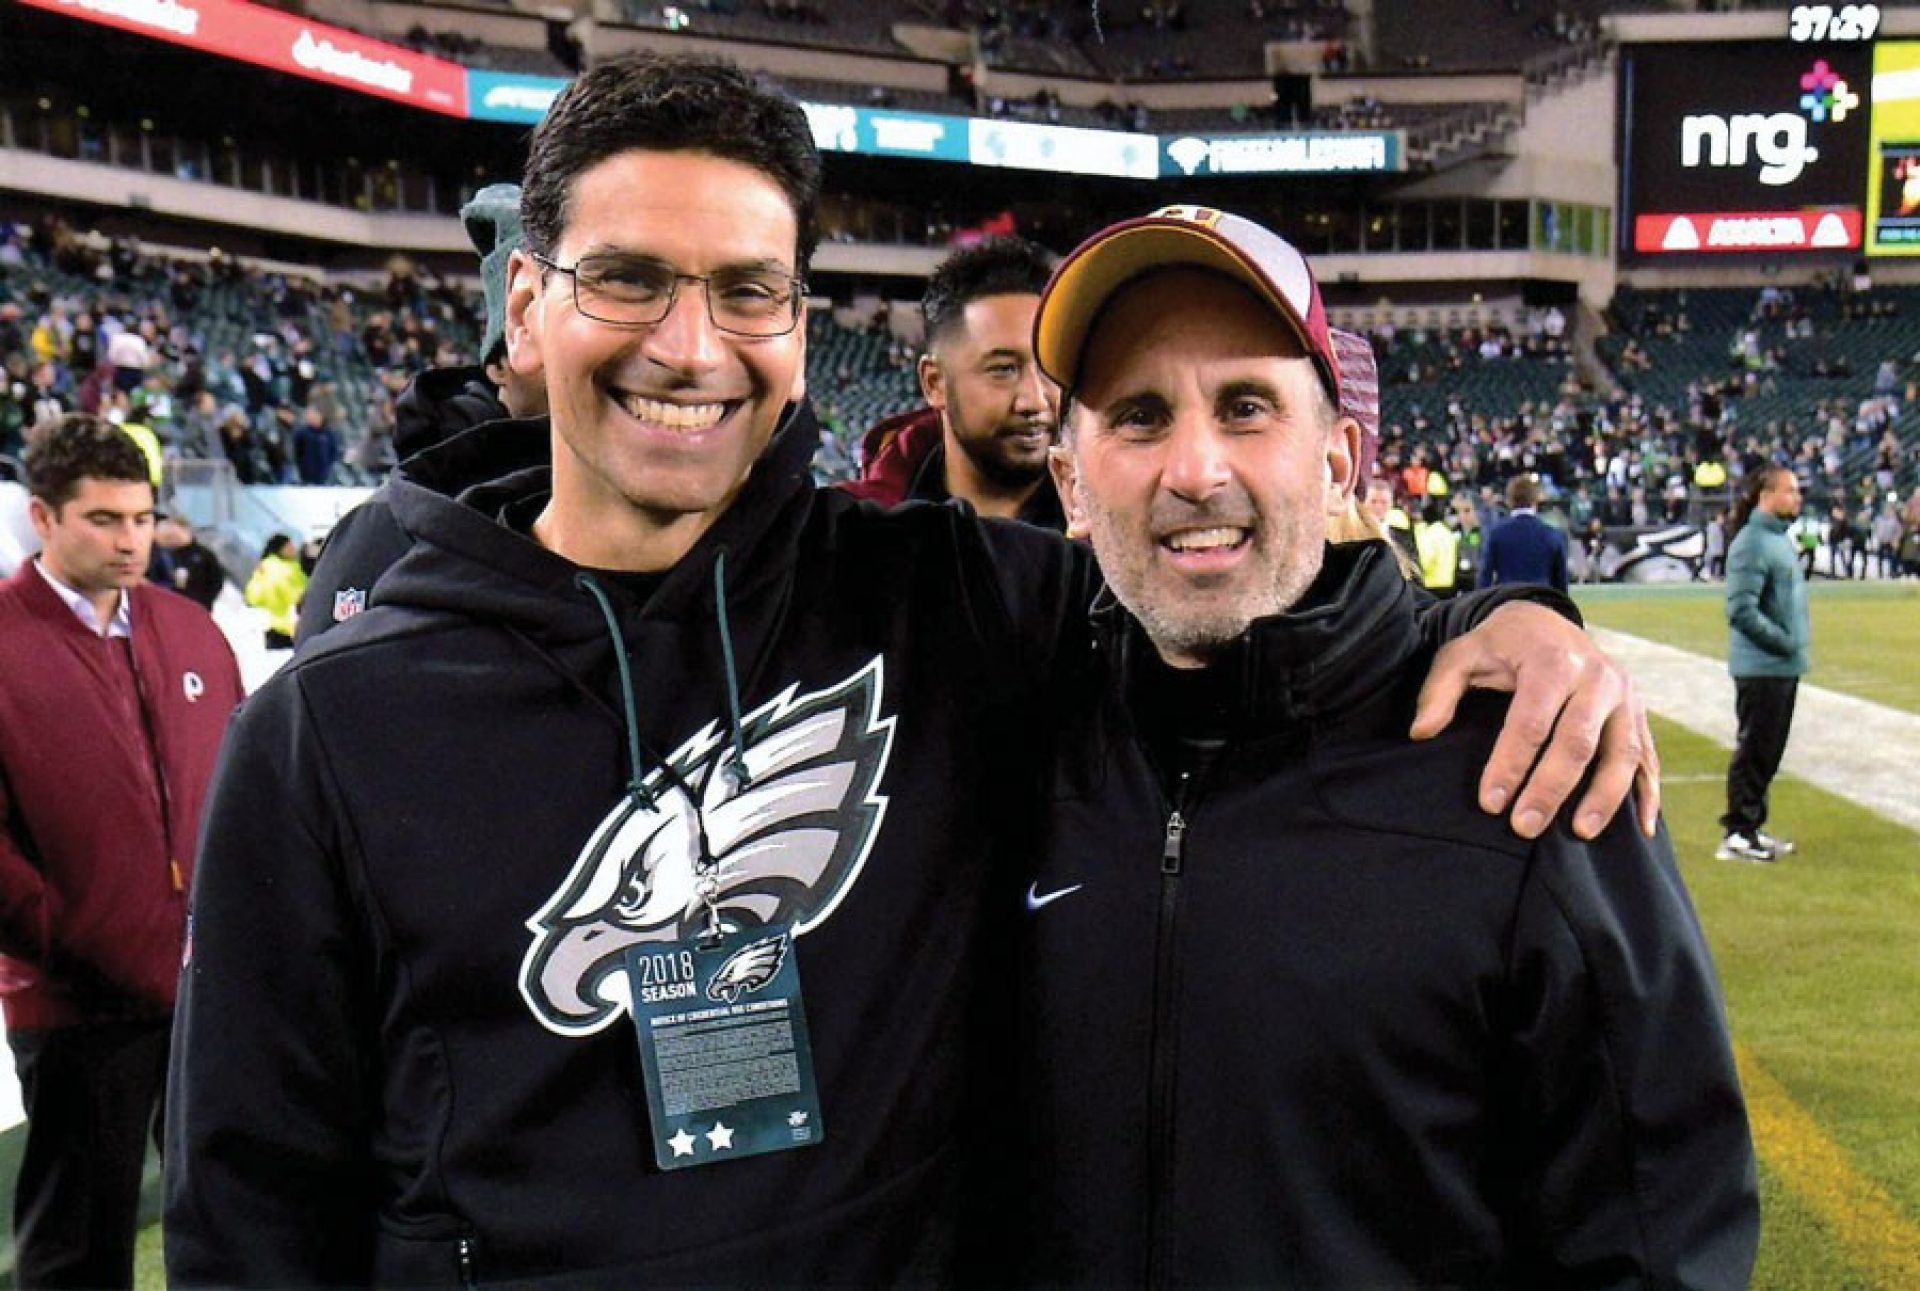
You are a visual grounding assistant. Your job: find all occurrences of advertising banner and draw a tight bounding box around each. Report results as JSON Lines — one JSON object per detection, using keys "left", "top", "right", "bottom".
{"left": 967, "top": 118, "right": 1160, "bottom": 180}
{"left": 1619, "top": 41, "right": 1871, "bottom": 259}
{"left": 467, "top": 71, "right": 567, "bottom": 125}
{"left": 1159, "top": 131, "right": 1402, "bottom": 178}
{"left": 22, "top": 0, "right": 466, "bottom": 116}
{"left": 800, "top": 103, "right": 970, "bottom": 162}
{"left": 1633, "top": 209, "right": 1862, "bottom": 253}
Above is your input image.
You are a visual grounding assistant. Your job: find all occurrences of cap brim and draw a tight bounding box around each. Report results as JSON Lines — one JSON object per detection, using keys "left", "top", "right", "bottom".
{"left": 1035, "top": 217, "right": 1326, "bottom": 396}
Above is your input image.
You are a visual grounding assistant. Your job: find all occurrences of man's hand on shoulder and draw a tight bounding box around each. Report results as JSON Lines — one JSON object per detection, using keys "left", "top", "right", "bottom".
{"left": 1411, "top": 601, "right": 1660, "bottom": 842}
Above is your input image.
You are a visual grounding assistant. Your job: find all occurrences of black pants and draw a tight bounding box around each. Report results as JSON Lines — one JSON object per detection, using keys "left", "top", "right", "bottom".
{"left": 7, "top": 1019, "right": 169, "bottom": 1290}
{"left": 1722, "top": 676, "right": 1799, "bottom": 836}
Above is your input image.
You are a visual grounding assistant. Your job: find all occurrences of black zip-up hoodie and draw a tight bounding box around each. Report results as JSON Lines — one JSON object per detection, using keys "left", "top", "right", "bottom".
{"left": 166, "top": 399, "right": 1096, "bottom": 1286}
{"left": 1017, "top": 542, "right": 1758, "bottom": 1287}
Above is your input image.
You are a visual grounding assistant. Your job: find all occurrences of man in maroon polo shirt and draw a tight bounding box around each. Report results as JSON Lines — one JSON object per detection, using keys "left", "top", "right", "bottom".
{"left": 0, "top": 413, "right": 243, "bottom": 1289}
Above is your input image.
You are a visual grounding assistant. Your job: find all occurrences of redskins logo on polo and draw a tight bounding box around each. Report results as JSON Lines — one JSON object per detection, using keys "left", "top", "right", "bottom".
{"left": 518, "top": 658, "right": 896, "bottom": 1038}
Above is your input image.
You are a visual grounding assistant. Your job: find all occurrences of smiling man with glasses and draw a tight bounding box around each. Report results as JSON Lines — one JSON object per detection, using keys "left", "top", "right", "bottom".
{"left": 529, "top": 252, "right": 805, "bottom": 337}
{"left": 505, "top": 139, "right": 814, "bottom": 572}
{"left": 167, "top": 54, "right": 1662, "bottom": 1288}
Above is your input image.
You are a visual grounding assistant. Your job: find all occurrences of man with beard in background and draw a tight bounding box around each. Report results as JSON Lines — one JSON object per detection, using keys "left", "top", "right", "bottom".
{"left": 845, "top": 237, "right": 1063, "bottom": 527}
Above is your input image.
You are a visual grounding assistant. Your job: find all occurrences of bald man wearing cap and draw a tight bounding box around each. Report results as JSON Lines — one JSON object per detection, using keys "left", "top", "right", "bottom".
{"left": 1014, "top": 206, "right": 1758, "bottom": 1286}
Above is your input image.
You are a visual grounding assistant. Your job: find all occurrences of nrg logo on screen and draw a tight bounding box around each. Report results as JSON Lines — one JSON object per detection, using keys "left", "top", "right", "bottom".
{"left": 1678, "top": 59, "right": 1859, "bottom": 186}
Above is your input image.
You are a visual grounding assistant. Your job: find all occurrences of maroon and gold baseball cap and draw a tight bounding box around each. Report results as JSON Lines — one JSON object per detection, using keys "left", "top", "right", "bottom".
{"left": 1034, "top": 204, "right": 1340, "bottom": 404}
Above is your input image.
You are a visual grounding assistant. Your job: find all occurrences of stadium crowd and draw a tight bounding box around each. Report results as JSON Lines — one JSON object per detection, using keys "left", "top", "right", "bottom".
{"left": 7, "top": 214, "right": 1920, "bottom": 588}
{"left": 0, "top": 215, "right": 487, "bottom": 487}
{"left": 1358, "top": 286, "right": 1920, "bottom": 583}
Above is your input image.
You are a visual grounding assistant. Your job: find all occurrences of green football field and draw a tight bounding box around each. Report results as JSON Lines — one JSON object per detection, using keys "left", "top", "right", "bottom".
{"left": 1576, "top": 580, "right": 1920, "bottom": 715}
{"left": 18, "top": 581, "right": 1920, "bottom": 1288}
{"left": 1577, "top": 579, "right": 1920, "bottom": 1288}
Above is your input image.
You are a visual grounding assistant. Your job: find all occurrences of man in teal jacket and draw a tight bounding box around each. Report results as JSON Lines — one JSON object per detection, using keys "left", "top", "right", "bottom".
{"left": 1719, "top": 464, "right": 1809, "bottom": 863}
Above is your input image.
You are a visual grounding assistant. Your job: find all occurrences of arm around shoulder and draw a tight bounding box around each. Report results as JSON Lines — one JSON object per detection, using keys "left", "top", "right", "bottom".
{"left": 968, "top": 517, "right": 1103, "bottom": 696}
{"left": 1416, "top": 581, "right": 1582, "bottom": 652}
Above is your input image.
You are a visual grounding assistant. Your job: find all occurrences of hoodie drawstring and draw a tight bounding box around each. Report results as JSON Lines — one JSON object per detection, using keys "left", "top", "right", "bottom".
{"left": 576, "top": 573, "right": 658, "bottom": 811}
{"left": 712, "top": 549, "right": 754, "bottom": 791}
{"left": 578, "top": 569, "right": 737, "bottom": 938}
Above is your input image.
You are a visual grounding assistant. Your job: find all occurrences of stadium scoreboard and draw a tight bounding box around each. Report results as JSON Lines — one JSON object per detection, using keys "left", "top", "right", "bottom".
{"left": 1620, "top": 16, "right": 1920, "bottom": 260}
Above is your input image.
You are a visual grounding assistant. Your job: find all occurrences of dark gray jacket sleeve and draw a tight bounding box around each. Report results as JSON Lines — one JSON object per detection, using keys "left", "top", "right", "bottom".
{"left": 1412, "top": 579, "right": 1583, "bottom": 654}
{"left": 295, "top": 492, "right": 411, "bottom": 650}
{"left": 165, "top": 674, "right": 379, "bottom": 1286}
{"left": 1503, "top": 817, "right": 1760, "bottom": 1287}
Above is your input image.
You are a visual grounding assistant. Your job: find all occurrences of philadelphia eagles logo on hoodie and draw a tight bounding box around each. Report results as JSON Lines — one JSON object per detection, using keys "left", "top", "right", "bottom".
{"left": 519, "top": 658, "right": 896, "bottom": 1038}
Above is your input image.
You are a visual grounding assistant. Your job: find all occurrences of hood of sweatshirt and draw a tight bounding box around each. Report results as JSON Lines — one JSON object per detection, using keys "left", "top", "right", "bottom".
{"left": 376, "top": 399, "right": 821, "bottom": 658}
{"left": 392, "top": 364, "right": 511, "bottom": 461}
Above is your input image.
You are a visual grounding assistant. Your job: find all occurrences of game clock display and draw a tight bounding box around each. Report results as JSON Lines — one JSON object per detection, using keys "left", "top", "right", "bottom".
{"left": 1788, "top": 5, "right": 1882, "bottom": 44}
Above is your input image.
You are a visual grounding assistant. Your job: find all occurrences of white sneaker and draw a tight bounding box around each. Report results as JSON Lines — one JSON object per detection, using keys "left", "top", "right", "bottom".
{"left": 1755, "top": 830, "right": 1797, "bottom": 855}
{"left": 1715, "top": 832, "right": 1778, "bottom": 863}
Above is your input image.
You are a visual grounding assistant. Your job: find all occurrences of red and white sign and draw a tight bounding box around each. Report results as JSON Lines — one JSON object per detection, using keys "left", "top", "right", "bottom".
{"left": 1633, "top": 209, "right": 1863, "bottom": 254}
{"left": 23, "top": 0, "right": 467, "bottom": 117}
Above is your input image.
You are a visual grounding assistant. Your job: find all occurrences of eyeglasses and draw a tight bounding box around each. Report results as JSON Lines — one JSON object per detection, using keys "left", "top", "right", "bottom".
{"left": 532, "top": 252, "right": 804, "bottom": 338}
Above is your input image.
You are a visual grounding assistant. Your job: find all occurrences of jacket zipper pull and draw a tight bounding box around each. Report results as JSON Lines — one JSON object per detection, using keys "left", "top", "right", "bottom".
{"left": 169, "top": 858, "right": 184, "bottom": 893}
{"left": 455, "top": 1235, "right": 478, "bottom": 1287}
{"left": 1162, "top": 810, "right": 1187, "bottom": 875}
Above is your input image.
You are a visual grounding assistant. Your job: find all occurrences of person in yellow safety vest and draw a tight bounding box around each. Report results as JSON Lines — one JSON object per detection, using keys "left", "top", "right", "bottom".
{"left": 245, "top": 532, "right": 307, "bottom": 650}
{"left": 1693, "top": 457, "right": 1728, "bottom": 493}
{"left": 1415, "top": 497, "right": 1462, "bottom": 597}
{"left": 1452, "top": 495, "right": 1484, "bottom": 586}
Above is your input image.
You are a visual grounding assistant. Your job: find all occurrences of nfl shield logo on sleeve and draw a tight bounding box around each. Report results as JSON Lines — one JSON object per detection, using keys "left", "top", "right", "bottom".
{"left": 333, "top": 587, "right": 368, "bottom": 623}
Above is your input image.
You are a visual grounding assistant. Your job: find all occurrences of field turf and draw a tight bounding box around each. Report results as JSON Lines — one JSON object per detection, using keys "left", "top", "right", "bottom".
{"left": 1581, "top": 578, "right": 1920, "bottom": 1287}
{"left": 1575, "top": 579, "right": 1920, "bottom": 715}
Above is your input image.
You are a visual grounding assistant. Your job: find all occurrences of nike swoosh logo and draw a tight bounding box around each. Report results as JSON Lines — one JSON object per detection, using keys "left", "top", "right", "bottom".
{"left": 1025, "top": 882, "right": 1083, "bottom": 912}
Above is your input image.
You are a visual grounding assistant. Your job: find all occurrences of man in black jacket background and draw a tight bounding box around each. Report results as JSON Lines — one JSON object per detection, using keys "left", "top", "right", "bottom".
{"left": 294, "top": 182, "right": 547, "bottom": 644}
{"left": 144, "top": 512, "right": 225, "bottom": 610}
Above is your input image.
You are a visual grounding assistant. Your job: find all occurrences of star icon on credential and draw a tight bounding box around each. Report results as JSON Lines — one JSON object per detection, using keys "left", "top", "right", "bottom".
{"left": 668, "top": 1129, "right": 697, "bottom": 1158}
{"left": 706, "top": 1121, "right": 735, "bottom": 1151}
